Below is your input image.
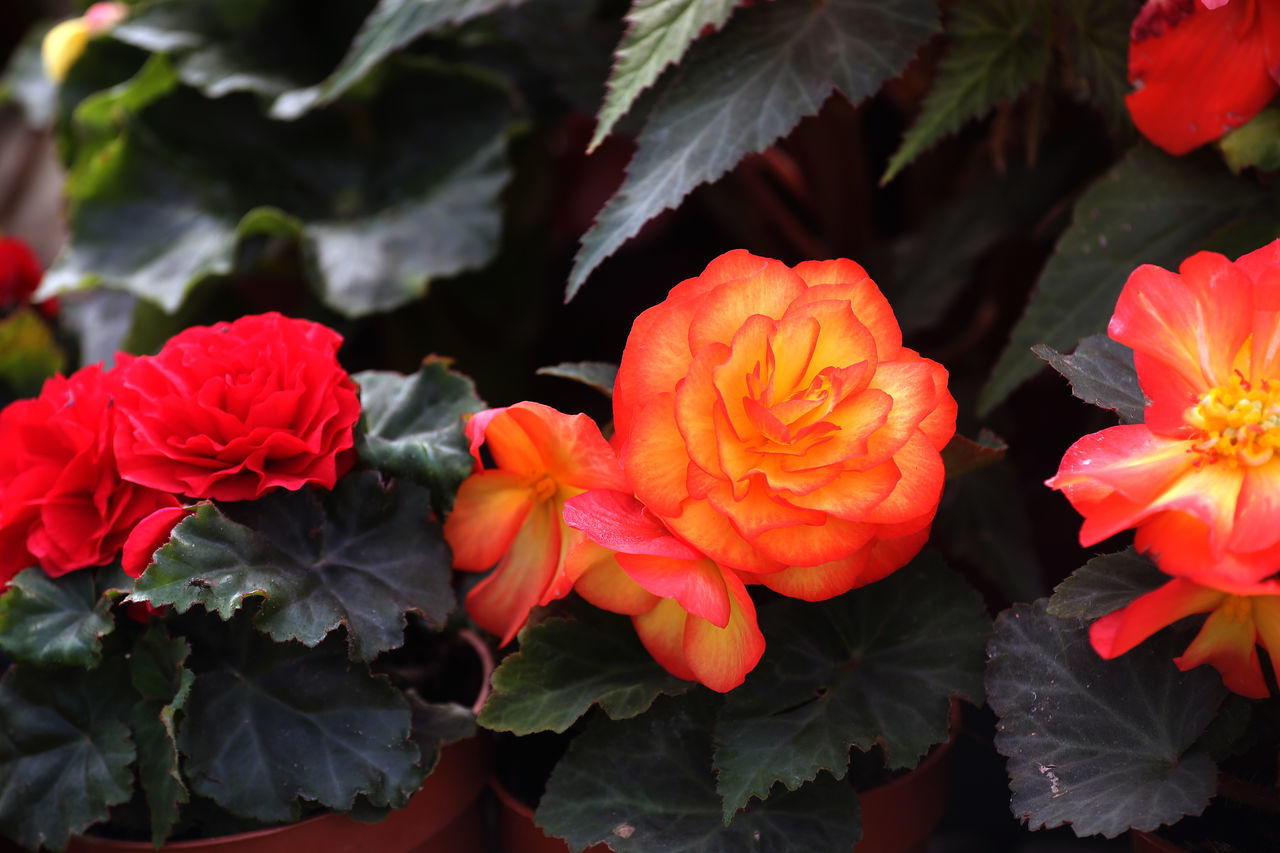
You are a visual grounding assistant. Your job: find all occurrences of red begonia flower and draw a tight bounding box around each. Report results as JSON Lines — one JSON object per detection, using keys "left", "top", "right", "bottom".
{"left": 121, "top": 505, "right": 196, "bottom": 578}
{"left": 0, "top": 236, "right": 44, "bottom": 315}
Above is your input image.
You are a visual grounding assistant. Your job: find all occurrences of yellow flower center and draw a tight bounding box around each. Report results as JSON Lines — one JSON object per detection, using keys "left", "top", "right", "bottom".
{"left": 1185, "top": 373, "right": 1280, "bottom": 467}
{"left": 1220, "top": 595, "right": 1253, "bottom": 626}
{"left": 529, "top": 473, "right": 558, "bottom": 503}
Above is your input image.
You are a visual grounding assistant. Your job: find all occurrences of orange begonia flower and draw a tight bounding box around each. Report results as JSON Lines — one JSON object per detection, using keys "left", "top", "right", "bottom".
{"left": 443, "top": 402, "right": 627, "bottom": 645}
{"left": 1048, "top": 240, "right": 1280, "bottom": 589}
{"left": 607, "top": 250, "right": 956, "bottom": 600}
{"left": 1126, "top": 0, "right": 1280, "bottom": 155}
{"left": 1091, "top": 574, "right": 1280, "bottom": 698}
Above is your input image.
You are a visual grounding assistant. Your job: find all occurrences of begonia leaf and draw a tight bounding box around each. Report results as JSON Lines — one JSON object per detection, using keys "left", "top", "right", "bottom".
{"left": 127, "top": 625, "right": 193, "bottom": 845}
{"left": 1219, "top": 106, "right": 1280, "bottom": 174}
{"left": 271, "top": 0, "right": 531, "bottom": 120}
{"left": 712, "top": 554, "right": 987, "bottom": 821}
{"left": 537, "top": 693, "right": 861, "bottom": 852}
{"left": 882, "top": 0, "right": 1053, "bottom": 184}
{"left": 536, "top": 361, "right": 618, "bottom": 397}
{"left": 478, "top": 611, "right": 690, "bottom": 735}
{"left": 42, "top": 56, "right": 514, "bottom": 318}
{"left": 587, "top": 0, "right": 740, "bottom": 152}
{"left": 0, "top": 20, "right": 57, "bottom": 126}
{"left": 0, "top": 567, "right": 118, "bottom": 668}
{"left": 176, "top": 624, "right": 423, "bottom": 823}
{"left": 567, "top": 0, "right": 939, "bottom": 297}
{"left": 1047, "top": 548, "right": 1167, "bottom": 621}
{"left": 0, "top": 660, "right": 137, "bottom": 851}
{"left": 979, "top": 145, "right": 1268, "bottom": 414}
{"left": 354, "top": 360, "right": 484, "bottom": 516}
{"left": 1058, "top": 0, "right": 1131, "bottom": 135}
{"left": 1033, "top": 333, "right": 1145, "bottom": 424}
{"left": 986, "top": 600, "right": 1224, "bottom": 838}
{"left": 940, "top": 429, "right": 1007, "bottom": 479}
{"left": 131, "top": 472, "right": 455, "bottom": 662}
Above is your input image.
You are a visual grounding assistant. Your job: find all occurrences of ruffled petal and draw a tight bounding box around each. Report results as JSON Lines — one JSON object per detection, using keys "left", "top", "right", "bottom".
{"left": 562, "top": 488, "right": 702, "bottom": 560}
{"left": 616, "top": 553, "right": 731, "bottom": 627}
{"left": 681, "top": 570, "right": 765, "bottom": 692}
{"left": 567, "top": 541, "right": 661, "bottom": 615}
{"left": 633, "top": 597, "right": 697, "bottom": 682}
{"left": 464, "top": 501, "right": 560, "bottom": 646}
{"left": 444, "top": 470, "right": 533, "bottom": 571}
{"left": 622, "top": 394, "right": 693, "bottom": 517}
{"left": 503, "top": 403, "right": 626, "bottom": 491}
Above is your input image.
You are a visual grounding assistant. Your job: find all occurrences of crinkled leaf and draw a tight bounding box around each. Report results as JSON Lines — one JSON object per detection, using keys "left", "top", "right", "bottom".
{"left": 882, "top": 0, "right": 1053, "bottom": 184}
{"left": 177, "top": 627, "right": 423, "bottom": 823}
{"left": 1219, "top": 106, "right": 1280, "bottom": 174}
{"left": 1033, "top": 334, "right": 1144, "bottom": 424}
{"left": 537, "top": 693, "right": 860, "bottom": 852}
{"left": 127, "top": 625, "right": 193, "bottom": 845}
{"left": 587, "top": 0, "right": 739, "bottom": 151}
{"left": 272, "top": 0, "right": 530, "bottom": 119}
{"left": 713, "top": 554, "right": 987, "bottom": 821}
{"left": 568, "top": 0, "right": 939, "bottom": 297}
{"left": 1059, "top": 0, "right": 1132, "bottom": 135}
{"left": 986, "top": 601, "right": 1223, "bottom": 838}
{"left": 354, "top": 359, "right": 484, "bottom": 515}
{"left": 0, "top": 20, "right": 57, "bottom": 126}
{"left": 42, "top": 57, "right": 514, "bottom": 318}
{"left": 478, "top": 611, "right": 690, "bottom": 735}
{"left": 941, "top": 429, "right": 1007, "bottom": 479}
{"left": 0, "top": 567, "right": 117, "bottom": 668}
{"left": 1047, "top": 548, "right": 1167, "bottom": 620}
{"left": 979, "top": 145, "right": 1268, "bottom": 414}
{"left": 536, "top": 360, "right": 618, "bottom": 397}
{"left": 132, "top": 472, "right": 455, "bottom": 662}
{"left": 0, "top": 660, "right": 137, "bottom": 851}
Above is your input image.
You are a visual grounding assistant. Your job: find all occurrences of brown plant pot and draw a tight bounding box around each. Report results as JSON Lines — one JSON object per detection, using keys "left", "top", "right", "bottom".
{"left": 1129, "top": 830, "right": 1187, "bottom": 852}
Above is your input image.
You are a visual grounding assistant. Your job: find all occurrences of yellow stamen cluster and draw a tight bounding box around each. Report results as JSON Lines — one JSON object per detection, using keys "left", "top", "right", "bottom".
{"left": 1185, "top": 374, "right": 1280, "bottom": 467}
{"left": 1220, "top": 595, "right": 1253, "bottom": 626}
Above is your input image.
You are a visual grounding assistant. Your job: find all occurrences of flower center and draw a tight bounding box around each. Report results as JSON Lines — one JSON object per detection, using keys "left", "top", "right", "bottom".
{"left": 1184, "top": 374, "right": 1280, "bottom": 467}
{"left": 1220, "top": 595, "right": 1253, "bottom": 626}
{"left": 528, "top": 473, "right": 557, "bottom": 503}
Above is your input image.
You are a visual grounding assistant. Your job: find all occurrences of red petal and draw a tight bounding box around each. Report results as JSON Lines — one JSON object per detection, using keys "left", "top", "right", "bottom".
{"left": 682, "top": 570, "right": 765, "bottom": 692}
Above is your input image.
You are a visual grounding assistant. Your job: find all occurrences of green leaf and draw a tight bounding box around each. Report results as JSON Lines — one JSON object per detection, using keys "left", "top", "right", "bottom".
{"left": 1047, "top": 548, "right": 1167, "bottom": 620}
{"left": 713, "top": 554, "right": 987, "bottom": 821}
{"left": 1059, "top": 0, "right": 1132, "bottom": 135}
{"left": 979, "top": 145, "right": 1269, "bottom": 415}
{"left": 537, "top": 694, "right": 861, "bottom": 852}
{"left": 127, "top": 625, "right": 193, "bottom": 845}
{"left": 272, "top": 0, "right": 530, "bottom": 119}
{"left": 354, "top": 359, "right": 484, "bottom": 515}
{"left": 940, "top": 429, "right": 1007, "bottom": 479}
{"left": 986, "top": 601, "right": 1224, "bottom": 838}
{"left": 478, "top": 611, "right": 690, "bottom": 735}
{"left": 536, "top": 361, "right": 618, "bottom": 397}
{"left": 43, "top": 57, "right": 514, "bottom": 317}
{"left": 0, "top": 20, "right": 57, "bottom": 126}
{"left": 882, "top": 0, "right": 1052, "bottom": 184}
{"left": 132, "top": 472, "right": 456, "bottom": 662}
{"left": 587, "top": 0, "right": 740, "bottom": 152}
{"left": 1033, "top": 333, "right": 1144, "bottom": 424}
{"left": 0, "top": 567, "right": 117, "bottom": 668}
{"left": 0, "top": 660, "right": 138, "bottom": 851}
{"left": 1219, "top": 106, "right": 1280, "bottom": 174}
{"left": 177, "top": 626, "right": 423, "bottom": 823}
{"left": 568, "top": 0, "right": 939, "bottom": 297}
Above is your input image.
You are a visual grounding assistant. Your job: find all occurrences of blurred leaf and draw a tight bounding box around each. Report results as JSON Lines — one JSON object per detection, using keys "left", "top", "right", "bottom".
{"left": 536, "top": 360, "right": 618, "bottom": 397}
{"left": 272, "top": 0, "right": 530, "bottom": 119}
{"left": 713, "top": 554, "right": 987, "bottom": 821}
{"left": 43, "top": 57, "right": 515, "bottom": 317}
{"left": 1059, "top": 0, "right": 1132, "bottom": 134}
{"left": 0, "top": 660, "right": 137, "bottom": 851}
{"left": 0, "top": 309, "right": 65, "bottom": 400}
{"left": 986, "top": 601, "right": 1223, "bottom": 838}
{"left": 979, "top": 145, "right": 1268, "bottom": 415}
{"left": 0, "top": 567, "right": 117, "bottom": 668}
{"left": 0, "top": 20, "right": 57, "bottom": 126}
{"left": 537, "top": 693, "right": 861, "bottom": 851}
{"left": 568, "top": 0, "right": 940, "bottom": 297}
{"left": 883, "top": 0, "right": 1052, "bottom": 184}
{"left": 177, "top": 627, "right": 423, "bottom": 823}
{"left": 588, "top": 0, "right": 739, "bottom": 152}
{"left": 132, "top": 472, "right": 455, "bottom": 662}
{"left": 1219, "top": 106, "right": 1280, "bottom": 174}
{"left": 354, "top": 359, "right": 484, "bottom": 515}
{"left": 1047, "top": 548, "right": 1166, "bottom": 620}
{"left": 478, "top": 611, "right": 690, "bottom": 735}
{"left": 1033, "top": 333, "right": 1144, "bottom": 424}
{"left": 941, "top": 429, "right": 1007, "bottom": 478}
{"left": 127, "top": 625, "right": 193, "bottom": 845}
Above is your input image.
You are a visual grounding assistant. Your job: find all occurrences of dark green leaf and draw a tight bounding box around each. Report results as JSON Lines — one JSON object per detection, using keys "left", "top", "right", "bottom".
{"left": 0, "top": 661, "right": 137, "bottom": 851}
{"left": 177, "top": 628, "right": 423, "bottom": 823}
{"left": 354, "top": 359, "right": 484, "bottom": 515}
{"left": 535, "top": 361, "right": 618, "bottom": 397}
{"left": 132, "top": 472, "right": 455, "bottom": 662}
{"left": 537, "top": 693, "right": 861, "bottom": 852}
{"left": 941, "top": 429, "right": 1008, "bottom": 479}
{"left": 478, "top": 611, "right": 690, "bottom": 735}
{"left": 1219, "top": 106, "right": 1280, "bottom": 174}
{"left": 0, "top": 20, "right": 57, "bottom": 126}
{"left": 587, "top": 0, "right": 740, "bottom": 151}
{"left": 986, "top": 601, "right": 1223, "bottom": 838}
{"left": 979, "top": 145, "right": 1268, "bottom": 414}
{"left": 1047, "top": 548, "right": 1167, "bottom": 620}
{"left": 1059, "top": 0, "right": 1132, "bottom": 135}
{"left": 128, "top": 625, "right": 193, "bottom": 845}
{"left": 713, "top": 555, "right": 987, "bottom": 821}
{"left": 568, "top": 0, "right": 939, "bottom": 297}
{"left": 1033, "top": 333, "right": 1144, "bottom": 424}
{"left": 882, "top": 0, "right": 1052, "bottom": 184}
{"left": 0, "top": 567, "right": 116, "bottom": 668}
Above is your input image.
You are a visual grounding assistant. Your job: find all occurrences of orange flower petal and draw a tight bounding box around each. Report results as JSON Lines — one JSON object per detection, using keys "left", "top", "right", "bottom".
{"left": 622, "top": 393, "right": 692, "bottom": 517}
{"left": 682, "top": 569, "right": 765, "bottom": 692}
{"left": 789, "top": 264, "right": 903, "bottom": 359}
{"left": 464, "top": 500, "right": 561, "bottom": 646}
{"left": 633, "top": 597, "right": 697, "bottom": 682}
{"left": 706, "top": 477, "right": 827, "bottom": 540}
{"left": 561, "top": 488, "right": 702, "bottom": 560}
{"left": 616, "top": 553, "right": 731, "bottom": 627}
{"left": 750, "top": 514, "right": 876, "bottom": 567}
{"left": 674, "top": 340, "right": 734, "bottom": 478}
{"left": 444, "top": 470, "right": 533, "bottom": 571}
{"left": 782, "top": 461, "right": 900, "bottom": 521}
{"left": 1230, "top": 462, "right": 1280, "bottom": 553}
{"left": 569, "top": 543, "right": 660, "bottom": 615}
{"left": 1089, "top": 578, "right": 1223, "bottom": 659}
{"left": 687, "top": 259, "right": 806, "bottom": 353}
{"left": 664, "top": 499, "right": 786, "bottom": 574}
{"left": 861, "top": 433, "right": 945, "bottom": 525}
{"left": 1175, "top": 600, "right": 1269, "bottom": 699}
{"left": 478, "top": 408, "right": 546, "bottom": 475}
{"left": 908, "top": 356, "right": 957, "bottom": 451}
{"left": 502, "top": 403, "right": 626, "bottom": 491}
